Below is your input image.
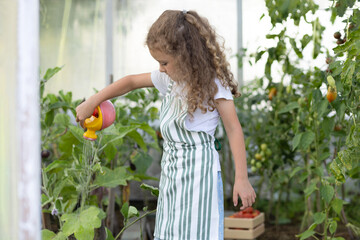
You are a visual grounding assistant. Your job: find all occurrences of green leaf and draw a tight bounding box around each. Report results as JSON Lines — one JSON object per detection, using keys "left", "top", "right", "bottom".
{"left": 296, "top": 229, "right": 315, "bottom": 240}
{"left": 127, "top": 130, "right": 147, "bottom": 152}
{"left": 292, "top": 132, "right": 303, "bottom": 151}
{"left": 335, "top": 101, "right": 346, "bottom": 121}
{"left": 61, "top": 206, "right": 105, "bottom": 240}
{"left": 332, "top": 237, "right": 345, "bottom": 240}
{"left": 329, "top": 220, "right": 338, "bottom": 234}
{"left": 335, "top": 0, "right": 347, "bottom": 17}
{"left": 337, "top": 149, "right": 353, "bottom": 171}
{"left": 121, "top": 202, "right": 129, "bottom": 219}
{"left": 128, "top": 206, "right": 139, "bottom": 219}
{"left": 330, "top": 160, "right": 346, "bottom": 183}
{"left": 341, "top": 59, "right": 356, "bottom": 85}
{"left": 48, "top": 102, "right": 70, "bottom": 111}
{"left": 290, "top": 166, "right": 304, "bottom": 178}
{"left": 278, "top": 102, "right": 299, "bottom": 114}
{"left": 43, "top": 67, "right": 62, "bottom": 81}
{"left": 322, "top": 117, "right": 335, "bottom": 137}
{"left": 140, "top": 183, "right": 159, "bottom": 197}
{"left": 299, "top": 131, "right": 315, "bottom": 150}
{"left": 255, "top": 50, "right": 266, "bottom": 62}
{"left": 131, "top": 151, "right": 153, "bottom": 174}
{"left": 42, "top": 229, "right": 56, "bottom": 240}
{"left": 41, "top": 193, "right": 50, "bottom": 205}
{"left": 58, "top": 125, "right": 83, "bottom": 156}
{"left": 68, "top": 125, "right": 84, "bottom": 142}
{"left": 139, "top": 123, "right": 157, "bottom": 142}
{"left": 329, "top": 61, "right": 342, "bottom": 76}
{"left": 45, "top": 110, "right": 55, "bottom": 127}
{"left": 132, "top": 173, "right": 159, "bottom": 181}
{"left": 148, "top": 107, "right": 159, "bottom": 121}
{"left": 316, "top": 100, "right": 329, "bottom": 118}
{"left": 54, "top": 113, "right": 71, "bottom": 127}
{"left": 94, "top": 166, "right": 133, "bottom": 188}
{"left": 289, "top": 38, "right": 303, "bottom": 58}
{"left": 320, "top": 184, "right": 334, "bottom": 204}
{"left": 266, "top": 34, "right": 278, "bottom": 39}
{"left": 40, "top": 83, "right": 45, "bottom": 99}
{"left": 313, "top": 212, "right": 326, "bottom": 224}
{"left": 331, "top": 198, "right": 343, "bottom": 215}
{"left": 53, "top": 232, "right": 67, "bottom": 240}
{"left": 103, "top": 142, "right": 117, "bottom": 160}
{"left": 346, "top": 0, "right": 355, "bottom": 7}
{"left": 304, "top": 181, "right": 318, "bottom": 198}
{"left": 117, "top": 124, "right": 142, "bottom": 138}
{"left": 105, "top": 227, "right": 115, "bottom": 240}
{"left": 319, "top": 151, "right": 331, "bottom": 162}
{"left": 300, "top": 34, "right": 312, "bottom": 50}
{"left": 45, "top": 160, "right": 72, "bottom": 173}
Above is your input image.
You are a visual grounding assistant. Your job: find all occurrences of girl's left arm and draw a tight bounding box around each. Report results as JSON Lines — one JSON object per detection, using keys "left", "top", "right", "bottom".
{"left": 216, "top": 98, "right": 256, "bottom": 210}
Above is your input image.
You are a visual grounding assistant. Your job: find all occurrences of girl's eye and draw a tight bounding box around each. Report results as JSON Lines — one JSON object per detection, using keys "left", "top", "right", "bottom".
{"left": 161, "top": 62, "right": 168, "bottom": 66}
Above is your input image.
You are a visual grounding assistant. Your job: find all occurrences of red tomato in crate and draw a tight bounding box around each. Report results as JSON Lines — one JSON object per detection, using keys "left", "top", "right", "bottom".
{"left": 229, "top": 208, "right": 260, "bottom": 218}
{"left": 252, "top": 210, "right": 260, "bottom": 217}
{"left": 243, "top": 207, "right": 253, "bottom": 213}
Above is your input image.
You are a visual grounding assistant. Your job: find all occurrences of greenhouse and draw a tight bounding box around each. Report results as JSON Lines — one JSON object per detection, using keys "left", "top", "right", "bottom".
{"left": 1, "top": 0, "right": 360, "bottom": 239}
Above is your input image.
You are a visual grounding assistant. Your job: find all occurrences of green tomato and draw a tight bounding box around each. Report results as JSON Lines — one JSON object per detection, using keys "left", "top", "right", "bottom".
{"left": 255, "top": 153, "right": 262, "bottom": 160}
{"left": 256, "top": 162, "right": 262, "bottom": 169}
{"left": 260, "top": 150, "right": 266, "bottom": 158}
{"left": 251, "top": 166, "right": 257, "bottom": 172}
{"left": 260, "top": 143, "right": 267, "bottom": 151}
{"left": 265, "top": 148, "right": 272, "bottom": 157}
{"left": 286, "top": 85, "right": 292, "bottom": 94}
{"left": 250, "top": 159, "right": 256, "bottom": 165}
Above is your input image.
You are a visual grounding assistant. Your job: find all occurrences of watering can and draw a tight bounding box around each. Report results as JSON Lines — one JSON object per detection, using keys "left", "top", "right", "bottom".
{"left": 83, "top": 100, "right": 116, "bottom": 141}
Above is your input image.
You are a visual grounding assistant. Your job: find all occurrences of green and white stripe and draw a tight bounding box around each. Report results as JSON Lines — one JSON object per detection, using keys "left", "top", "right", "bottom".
{"left": 154, "top": 81, "right": 220, "bottom": 240}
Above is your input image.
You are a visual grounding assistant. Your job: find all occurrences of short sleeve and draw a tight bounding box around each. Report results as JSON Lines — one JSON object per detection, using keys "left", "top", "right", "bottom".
{"left": 151, "top": 70, "right": 171, "bottom": 96}
{"left": 214, "top": 78, "right": 233, "bottom": 100}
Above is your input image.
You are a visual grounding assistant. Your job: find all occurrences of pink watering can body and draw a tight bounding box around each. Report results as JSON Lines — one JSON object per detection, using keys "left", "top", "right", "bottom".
{"left": 83, "top": 100, "right": 116, "bottom": 141}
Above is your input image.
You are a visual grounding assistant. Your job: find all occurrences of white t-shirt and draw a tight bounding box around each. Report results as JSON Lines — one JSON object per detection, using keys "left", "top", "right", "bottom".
{"left": 151, "top": 70, "right": 233, "bottom": 136}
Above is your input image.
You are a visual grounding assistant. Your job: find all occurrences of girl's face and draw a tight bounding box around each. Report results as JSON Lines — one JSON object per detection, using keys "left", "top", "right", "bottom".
{"left": 149, "top": 48, "right": 178, "bottom": 81}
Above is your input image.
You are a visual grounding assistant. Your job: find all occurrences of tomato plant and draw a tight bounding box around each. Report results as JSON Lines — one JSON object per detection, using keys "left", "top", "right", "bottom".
{"left": 230, "top": 0, "right": 360, "bottom": 239}
{"left": 40, "top": 67, "right": 160, "bottom": 240}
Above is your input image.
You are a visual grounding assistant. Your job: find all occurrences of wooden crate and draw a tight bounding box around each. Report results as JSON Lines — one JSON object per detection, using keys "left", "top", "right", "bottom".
{"left": 224, "top": 212, "right": 265, "bottom": 240}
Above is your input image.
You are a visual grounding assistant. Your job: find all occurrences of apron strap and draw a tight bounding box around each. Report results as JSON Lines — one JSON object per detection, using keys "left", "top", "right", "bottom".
{"left": 214, "top": 138, "right": 221, "bottom": 151}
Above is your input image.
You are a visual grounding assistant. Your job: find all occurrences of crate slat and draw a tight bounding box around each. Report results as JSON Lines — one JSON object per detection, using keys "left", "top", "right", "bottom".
{"left": 224, "top": 212, "right": 265, "bottom": 229}
{"left": 224, "top": 223, "right": 265, "bottom": 240}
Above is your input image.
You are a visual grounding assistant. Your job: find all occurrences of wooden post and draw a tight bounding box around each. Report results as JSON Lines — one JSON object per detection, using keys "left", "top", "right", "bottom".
{"left": 237, "top": 0, "right": 244, "bottom": 86}
{"left": 0, "top": 0, "right": 40, "bottom": 239}
{"left": 106, "top": 0, "right": 114, "bottom": 85}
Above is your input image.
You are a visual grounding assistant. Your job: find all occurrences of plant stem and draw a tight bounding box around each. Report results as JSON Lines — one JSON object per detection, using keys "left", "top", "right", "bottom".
{"left": 114, "top": 209, "right": 157, "bottom": 240}
{"left": 323, "top": 203, "right": 329, "bottom": 239}
{"left": 275, "top": 187, "right": 283, "bottom": 233}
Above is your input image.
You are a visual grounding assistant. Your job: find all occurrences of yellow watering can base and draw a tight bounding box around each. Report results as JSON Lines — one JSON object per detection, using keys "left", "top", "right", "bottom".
{"left": 83, "top": 106, "right": 103, "bottom": 141}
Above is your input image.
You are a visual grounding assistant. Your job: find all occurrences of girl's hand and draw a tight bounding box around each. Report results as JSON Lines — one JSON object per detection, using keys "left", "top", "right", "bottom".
{"left": 75, "top": 98, "right": 98, "bottom": 128}
{"left": 233, "top": 178, "right": 256, "bottom": 210}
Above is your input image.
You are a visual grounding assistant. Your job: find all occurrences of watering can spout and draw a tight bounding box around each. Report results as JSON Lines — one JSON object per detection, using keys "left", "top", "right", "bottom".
{"left": 83, "top": 100, "right": 115, "bottom": 141}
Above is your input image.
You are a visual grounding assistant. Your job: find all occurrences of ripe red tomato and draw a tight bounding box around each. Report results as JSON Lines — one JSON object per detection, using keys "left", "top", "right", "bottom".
{"left": 326, "top": 86, "right": 337, "bottom": 103}
{"left": 252, "top": 210, "right": 260, "bottom": 217}
{"left": 243, "top": 207, "right": 253, "bottom": 213}
{"left": 230, "top": 207, "right": 260, "bottom": 218}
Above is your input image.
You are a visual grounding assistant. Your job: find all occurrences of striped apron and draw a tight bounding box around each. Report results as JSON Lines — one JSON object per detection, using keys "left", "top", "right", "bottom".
{"left": 154, "top": 80, "right": 221, "bottom": 240}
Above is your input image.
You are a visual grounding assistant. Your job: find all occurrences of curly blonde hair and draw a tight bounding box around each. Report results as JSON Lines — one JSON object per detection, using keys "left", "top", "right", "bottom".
{"left": 146, "top": 10, "right": 240, "bottom": 114}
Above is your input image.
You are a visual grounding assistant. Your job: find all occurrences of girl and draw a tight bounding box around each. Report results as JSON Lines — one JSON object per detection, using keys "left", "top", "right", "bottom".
{"left": 76, "top": 10, "right": 256, "bottom": 240}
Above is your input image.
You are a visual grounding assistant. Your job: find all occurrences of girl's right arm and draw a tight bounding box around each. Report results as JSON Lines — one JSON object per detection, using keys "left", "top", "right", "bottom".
{"left": 75, "top": 73, "right": 153, "bottom": 123}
